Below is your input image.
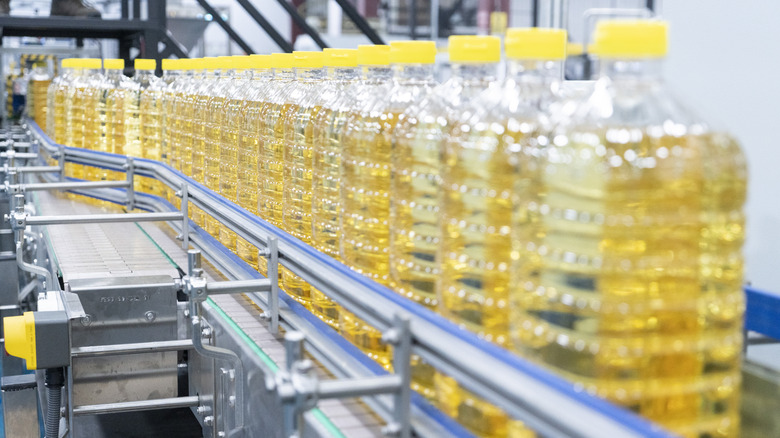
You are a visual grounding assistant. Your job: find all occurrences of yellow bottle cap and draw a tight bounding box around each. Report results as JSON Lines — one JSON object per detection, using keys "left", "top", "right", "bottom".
{"left": 161, "top": 58, "right": 178, "bottom": 70}
{"left": 271, "top": 53, "right": 293, "bottom": 69}
{"left": 591, "top": 19, "right": 668, "bottom": 58}
{"left": 4, "top": 312, "right": 37, "bottom": 370}
{"left": 61, "top": 58, "right": 76, "bottom": 69}
{"left": 448, "top": 35, "right": 500, "bottom": 63}
{"left": 250, "top": 54, "right": 271, "bottom": 69}
{"left": 104, "top": 59, "right": 125, "bottom": 70}
{"left": 135, "top": 58, "right": 156, "bottom": 70}
{"left": 78, "top": 58, "right": 101, "bottom": 69}
{"left": 293, "top": 51, "right": 324, "bottom": 68}
{"left": 358, "top": 45, "right": 390, "bottom": 66}
{"left": 390, "top": 40, "right": 437, "bottom": 64}
{"left": 323, "top": 48, "right": 358, "bottom": 67}
{"left": 205, "top": 57, "right": 219, "bottom": 70}
{"left": 218, "top": 55, "right": 234, "bottom": 70}
{"left": 505, "top": 28, "right": 567, "bottom": 60}
{"left": 231, "top": 55, "right": 251, "bottom": 70}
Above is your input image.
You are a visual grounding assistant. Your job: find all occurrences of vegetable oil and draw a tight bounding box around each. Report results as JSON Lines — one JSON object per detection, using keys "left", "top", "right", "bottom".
{"left": 28, "top": 61, "right": 51, "bottom": 132}
{"left": 166, "top": 58, "right": 190, "bottom": 173}
{"left": 218, "top": 55, "right": 253, "bottom": 250}
{"left": 136, "top": 59, "right": 166, "bottom": 195}
{"left": 65, "top": 58, "right": 101, "bottom": 183}
{"left": 235, "top": 54, "right": 273, "bottom": 269}
{"left": 511, "top": 20, "right": 746, "bottom": 437}
{"left": 308, "top": 48, "right": 360, "bottom": 327}
{"left": 178, "top": 58, "right": 203, "bottom": 177}
{"left": 438, "top": 28, "right": 565, "bottom": 437}
{"left": 280, "top": 51, "right": 325, "bottom": 308}
{"left": 160, "top": 59, "right": 184, "bottom": 207}
{"left": 256, "top": 53, "right": 295, "bottom": 277}
{"left": 82, "top": 59, "right": 112, "bottom": 184}
{"left": 392, "top": 35, "right": 501, "bottom": 403}
{"left": 340, "top": 41, "right": 437, "bottom": 370}
{"left": 191, "top": 57, "right": 220, "bottom": 228}
{"left": 204, "top": 56, "right": 235, "bottom": 238}
{"left": 53, "top": 59, "right": 77, "bottom": 144}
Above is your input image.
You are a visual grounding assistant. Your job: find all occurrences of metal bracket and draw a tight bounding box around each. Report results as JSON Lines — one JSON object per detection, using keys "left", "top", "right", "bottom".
{"left": 276, "top": 315, "right": 412, "bottom": 438}
{"left": 58, "top": 145, "right": 65, "bottom": 182}
{"left": 258, "top": 237, "right": 280, "bottom": 334}
{"left": 177, "top": 182, "right": 190, "bottom": 250}
{"left": 125, "top": 156, "right": 135, "bottom": 210}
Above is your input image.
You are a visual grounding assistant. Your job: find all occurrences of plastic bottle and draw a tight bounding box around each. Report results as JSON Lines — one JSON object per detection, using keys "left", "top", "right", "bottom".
{"left": 203, "top": 56, "right": 235, "bottom": 237}
{"left": 390, "top": 35, "right": 501, "bottom": 404}
{"left": 511, "top": 20, "right": 746, "bottom": 437}
{"left": 218, "top": 55, "right": 253, "bottom": 250}
{"left": 48, "top": 59, "right": 72, "bottom": 140}
{"left": 136, "top": 59, "right": 166, "bottom": 194}
{"left": 256, "top": 53, "right": 295, "bottom": 277}
{"left": 339, "top": 41, "right": 437, "bottom": 369}
{"left": 437, "top": 28, "right": 565, "bottom": 437}
{"left": 236, "top": 54, "right": 273, "bottom": 269}
{"left": 65, "top": 58, "right": 101, "bottom": 183}
{"left": 308, "top": 48, "right": 360, "bottom": 327}
{"left": 166, "top": 58, "right": 189, "bottom": 173}
{"left": 179, "top": 58, "right": 204, "bottom": 178}
{"left": 191, "top": 57, "right": 221, "bottom": 228}
{"left": 27, "top": 61, "right": 51, "bottom": 131}
{"left": 279, "top": 51, "right": 325, "bottom": 308}
{"left": 160, "top": 58, "right": 181, "bottom": 170}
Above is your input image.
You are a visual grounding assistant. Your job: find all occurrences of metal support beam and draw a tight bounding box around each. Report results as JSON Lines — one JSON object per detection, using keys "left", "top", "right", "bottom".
{"left": 71, "top": 340, "right": 194, "bottom": 358}
{"left": 24, "top": 212, "right": 184, "bottom": 226}
{"left": 234, "top": 0, "right": 295, "bottom": 52}
{"left": 20, "top": 180, "right": 130, "bottom": 192}
{"left": 269, "top": 0, "right": 329, "bottom": 49}
{"left": 73, "top": 396, "right": 200, "bottom": 416}
{"left": 195, "top": 0, "right": 256, "bottom": 54}
{"left": 332, "top": 0, "right": 385, "bottom": 44}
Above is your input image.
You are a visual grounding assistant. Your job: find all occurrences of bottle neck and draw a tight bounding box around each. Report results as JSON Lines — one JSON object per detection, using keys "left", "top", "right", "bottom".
{"left": 106, "top": 70, "right": 124, "bottom": 80}
{"left": 393, "top": 64, "right": 436, "bottom": 85}
{"left": 450, "top": 63, "right": 499, "bottom": 86}
{"left": 253, "top": 68, "right": 273, "bottom": 80}
{"left": 274, "top": 68, "right": 294, "bottom": 81}
{"left": 136, "top": 70, "right": 155, "bottom": 81}
{"left": 205, "top": 69, "right": 218, "bottom": 80}
{"left": 505, "top": 59, "right": 563, "bottom": 88}
{"left": 598, "top": 58, "right": 663, "bottom": 83}
{"left": 327, "top": 66, "right": 360, "bottom": 82}
{"left": 295, "top": 67, "right": 324, "bottom": 82}
{"left": 362, "top": 65, "right": 392, "bottom": 83}
{"left": 240, "top": 69, "right": 253, "bottom": 80}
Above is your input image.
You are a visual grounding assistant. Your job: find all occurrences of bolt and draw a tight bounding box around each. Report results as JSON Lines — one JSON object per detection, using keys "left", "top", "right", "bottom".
{"left": 203, "top": 415, "right": 214, "bottom": 426}
{"left": 217, "top": 432, "right": 226, "bottom": 438}
{"left": 144, "top": 311, "right": 156, "bottom": 322}
{"left": 80, "top": 314, "right": 92, "bottom": 327}
{"left": 382, "top": 329, "right": 400, "bottom": 345}
{"left": 201, "top": 326, "right": 212, "bottom": 340}
{"left": 196, "top": 406, "right": 209, "bottom": 416}
{"left": 183, "top": 308, "right": 190, "bottom": 318}
{"left": 228, "top": 396, "right": 235, "bottom": 407}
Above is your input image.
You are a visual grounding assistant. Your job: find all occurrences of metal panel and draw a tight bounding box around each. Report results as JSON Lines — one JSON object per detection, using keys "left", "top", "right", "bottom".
{"left": 1, "top": 376, "right": 40, "bottom": 438}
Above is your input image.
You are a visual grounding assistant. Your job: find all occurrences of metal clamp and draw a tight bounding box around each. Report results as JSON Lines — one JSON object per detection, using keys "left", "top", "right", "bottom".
{"left": 258, "top": 237, "right": 280, "bottom": 334}
{"left": 275, "top": 315, "right": 412, "bottom": 438}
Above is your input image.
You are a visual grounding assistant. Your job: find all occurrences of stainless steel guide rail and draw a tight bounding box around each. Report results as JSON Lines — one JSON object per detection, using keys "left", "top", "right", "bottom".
{"left": 21, "top": 118, "right": 673, "bottom": 438}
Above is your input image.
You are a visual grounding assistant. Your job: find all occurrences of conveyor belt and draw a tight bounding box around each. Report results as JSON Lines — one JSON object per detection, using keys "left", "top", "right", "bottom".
{"left": 33, "top": 189, "right": 385, "bottom": 437}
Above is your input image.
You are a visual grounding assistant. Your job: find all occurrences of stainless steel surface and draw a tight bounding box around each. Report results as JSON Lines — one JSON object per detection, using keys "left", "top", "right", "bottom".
{"left": 2, "top": 383, "right": 40, "bottom": 438}
{"left": 26, "top": 211, "right": 183, "bottom": 226}
{"left": 73, "top": 395, "right": 200, "bottom": 416}
{"left": 22, "top": 180, "right": 130, "bottom": 191}
{"left": 71, "top": 339, "right": 194, "bottom": 358}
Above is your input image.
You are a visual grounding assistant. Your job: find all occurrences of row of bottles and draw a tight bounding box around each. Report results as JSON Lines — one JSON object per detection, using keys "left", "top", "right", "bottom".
{"left": 46, "top": 19, "right": 747, "bottom": 438}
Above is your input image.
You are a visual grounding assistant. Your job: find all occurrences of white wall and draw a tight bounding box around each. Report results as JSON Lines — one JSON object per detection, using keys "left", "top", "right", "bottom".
{"left": 662, "top": 1, "right": 780, "bottom": 290}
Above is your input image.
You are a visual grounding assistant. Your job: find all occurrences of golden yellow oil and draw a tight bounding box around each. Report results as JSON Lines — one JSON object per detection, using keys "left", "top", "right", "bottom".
{"left": 81, "top": 84, "right": 102, "bottom": 184}
{"left": 123, "top": 87, "right": 142, "bottom": 159}
{"left": 258, "top": 100, "right": 290, "bottom": 229}
{"left": 511, "top": 130, "right": 746, "bottom": 438}
{"left": 65, "top": 86, "right": 89, "bottom": 184}
{"left": 339, "top": 310, "right": 391, "bottom": 370}
{"left": 190, "top": 92, "right": 211, "bottom": 229}
{"left": 435, "top": 374, "right": 535, "bottom": 438}
{"left": 54, "top": 81, "right": 69, "bottom": 145}
{"left": 338, "top": 109, "right": 400, "bottom": 368}
{"left": 204, "top": 95, "right": 226, "bottom": 237}
{"left": 179, "top": 89, "right": 196, "bottom": 177}
{"left": 218, "top": 93, "right": 243, "bottom": 250}
{"left": 340, "top": 110, "right": 398, "bottom": 285}
{"left": 31, "top": 79, "right": 51, "bottom": 131}
{"left": 106, "top": 87, "right": 127, "bottom": 156}
{"left": 235, "top": 95, "right": 263, "bottom": 269}
{"left": 282, "top": 103, "right": 320, "bottom": 307}
{"left": 140, "top": 87, "right": 164, "bottom": 195}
